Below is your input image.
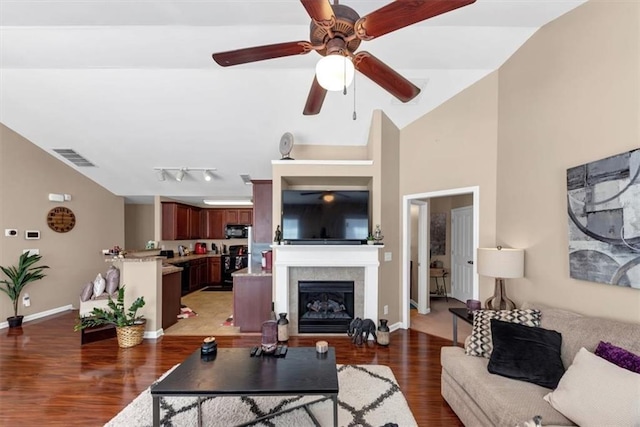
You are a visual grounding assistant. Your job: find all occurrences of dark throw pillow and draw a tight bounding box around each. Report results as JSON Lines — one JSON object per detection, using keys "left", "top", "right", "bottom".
{"left": 487, "top": 319, "right": 564, "bottom": 389}
{"left": 595, "top": 341, "right": 640, "bottom": 374}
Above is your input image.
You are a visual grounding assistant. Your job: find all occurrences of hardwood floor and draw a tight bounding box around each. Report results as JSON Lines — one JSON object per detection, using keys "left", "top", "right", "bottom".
{"left": 0, "top": 311, "right": 463, "bottom": 426}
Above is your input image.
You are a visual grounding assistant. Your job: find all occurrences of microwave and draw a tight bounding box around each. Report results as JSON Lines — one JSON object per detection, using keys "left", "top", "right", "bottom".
{"left": 225, "top": 224, "right": 248, "bottom": 239}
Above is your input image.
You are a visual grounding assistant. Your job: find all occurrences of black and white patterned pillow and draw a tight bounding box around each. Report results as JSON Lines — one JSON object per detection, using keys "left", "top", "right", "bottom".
{"left": 465, "top": 309, "right": 541, "bottom": 358}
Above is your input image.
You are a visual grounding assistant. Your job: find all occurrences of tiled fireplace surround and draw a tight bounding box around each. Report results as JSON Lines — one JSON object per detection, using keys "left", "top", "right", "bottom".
{"left": 273, "top": 245, "right": 381, "bottom": 335}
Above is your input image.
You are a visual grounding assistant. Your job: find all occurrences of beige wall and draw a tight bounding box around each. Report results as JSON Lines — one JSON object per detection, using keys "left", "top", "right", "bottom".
{"left": 125, "top": 204, "right": 154, "bottom": 251}
{"left": 400, "top": 72, "right": 500, "bottom": 303}
{"left": 0, "top": 124, "right": 124, "bottom": 321}
{"left": 401, "top": 0, "right": 639, "bottom": 324}
{"left": 378, "top": 111, "right": 401, "bottom": 321}
{"left": 496, "top": 0, "right": 640, "bottom": 322}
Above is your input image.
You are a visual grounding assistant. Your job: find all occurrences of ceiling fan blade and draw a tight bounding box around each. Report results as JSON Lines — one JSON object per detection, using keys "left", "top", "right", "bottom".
{"left": 355, "top": 0, "right": 476, "bottom": 41}
{"left": 354, "top": 52, "right": 420, "bottom": 102}
{"left": 303, "top": 76, "right": 328, "bottom": 116}
{"left": 212, "top": 41, "right": 313, "bottom": 67}
{"left": 300, "top": 0, "right": 335, "bottom": 26}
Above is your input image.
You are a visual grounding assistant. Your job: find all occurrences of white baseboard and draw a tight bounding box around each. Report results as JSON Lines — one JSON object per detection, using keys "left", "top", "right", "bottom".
{"left": 0, "top": 305, "right": 74, "bottom": 329}
{"left": 389, "top": 321, "right": 403, "bottom": 332}
{"left": 144, "top": 329, "right": 164, "bottom": 339}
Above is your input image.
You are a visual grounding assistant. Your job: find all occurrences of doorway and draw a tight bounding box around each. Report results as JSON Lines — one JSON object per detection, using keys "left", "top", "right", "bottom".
{"left": 401, "top": 186, "right": 479, "bottom": 329}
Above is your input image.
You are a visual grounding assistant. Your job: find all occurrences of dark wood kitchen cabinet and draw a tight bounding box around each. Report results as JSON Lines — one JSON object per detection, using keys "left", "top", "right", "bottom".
{"left": 225, "top": 209, "right": 252, "bottom": 225}
{"left": 162, "top": 202, "right": 202, "bottom": 240}
{"left": 251, "top": 180, "right": 272, "bottom": 243}
{"left": 201, "top": 209, "right": 225, "bottom": 239}
{"left": 162, "top": 202, "right": 188, "bottom": 240}
{"left": 188, "top": 258, "right": 208, "bottom": 292}
{"left": 208, "top": 256, "right": 221, "bottom": 284}
{"left": 233, "top": 275, "right": 272, "bottom": 332}
{"left": 162, "top": 271, "right": 182, "bottom": 330}
{"left": 188, "top": 206, "right": 201, "bottom": 238}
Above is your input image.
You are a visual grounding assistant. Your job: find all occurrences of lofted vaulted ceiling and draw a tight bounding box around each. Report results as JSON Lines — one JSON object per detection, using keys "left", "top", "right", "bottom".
{"left": 0, "top": 0, "right": 586, "bottom": 205}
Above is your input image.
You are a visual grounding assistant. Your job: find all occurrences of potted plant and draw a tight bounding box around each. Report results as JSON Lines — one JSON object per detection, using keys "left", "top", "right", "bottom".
{"left": 75, "top": 286, "right": 146, "bottom": 348}
{"left": 0, "top": 252, "right": 49, "bottom": 328}
{"left": 366, "top": 234, "right": 375, "bottom": 245}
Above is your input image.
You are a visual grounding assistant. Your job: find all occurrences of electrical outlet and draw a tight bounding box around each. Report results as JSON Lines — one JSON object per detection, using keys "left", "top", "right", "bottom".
{"left": 383, "top": 305, "right": 389, "bottom": 315}
{"left": 4, "top": 229, "right": 18, "bottom": 237}
{"left": 23, "top": 293, "right": 31, "bottom": 307}
{"left": 384, "top": 252, "right": 392, "bottom": 261}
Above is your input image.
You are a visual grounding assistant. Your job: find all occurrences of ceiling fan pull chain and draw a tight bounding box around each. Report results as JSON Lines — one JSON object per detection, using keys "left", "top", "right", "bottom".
{"left": 343, "top": 55, "right": 348, "bottom": 95}
{"left": 352, "top": 72, "right": 357, "bottom": 120}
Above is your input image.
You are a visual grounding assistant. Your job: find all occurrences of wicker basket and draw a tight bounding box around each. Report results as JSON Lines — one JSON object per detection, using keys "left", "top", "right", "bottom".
{"left": 116, "top": 322, "right": 145, "bottom": 348}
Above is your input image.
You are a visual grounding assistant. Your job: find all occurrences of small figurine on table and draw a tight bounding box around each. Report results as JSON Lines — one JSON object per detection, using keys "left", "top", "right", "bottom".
{"left": 274, "top": 225, "right": 282, "bottom": 245}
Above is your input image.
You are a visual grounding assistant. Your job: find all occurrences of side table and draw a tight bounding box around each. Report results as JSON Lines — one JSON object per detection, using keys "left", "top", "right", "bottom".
{"left": 449, "top": 307, "right": 473, "bottom": 346}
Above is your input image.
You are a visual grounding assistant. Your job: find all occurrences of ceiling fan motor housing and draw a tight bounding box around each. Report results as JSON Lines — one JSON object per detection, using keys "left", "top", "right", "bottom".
{"left": 310, "top": 4, "right": 361, "bottom": 57}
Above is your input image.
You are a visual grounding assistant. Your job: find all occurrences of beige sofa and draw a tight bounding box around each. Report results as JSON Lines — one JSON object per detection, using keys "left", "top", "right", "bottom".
{"left": 440, "top": 302, "right": 640, "bottom": 426}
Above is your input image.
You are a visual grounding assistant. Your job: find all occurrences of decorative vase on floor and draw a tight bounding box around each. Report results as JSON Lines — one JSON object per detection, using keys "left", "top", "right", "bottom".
{"left": 377, "top": 319, "right": 390, "bottom": 346}
{"left": 277, "top": 313, "right": 289, "bottom": 342}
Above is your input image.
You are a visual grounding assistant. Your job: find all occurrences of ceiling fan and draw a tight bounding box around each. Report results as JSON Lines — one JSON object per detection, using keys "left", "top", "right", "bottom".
{"left": 212, "top": 0, "right": 476, "bottom": 115}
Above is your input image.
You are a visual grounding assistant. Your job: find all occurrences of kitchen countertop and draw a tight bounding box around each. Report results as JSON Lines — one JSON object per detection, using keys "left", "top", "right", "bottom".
{"left": 232, "top": 262, "right": 272, "bottom": 277}
{"left": 162, "top": 265, "right": 183, "bottom": 275}
{"left": 163, "top": 253, "right": 222, "bottom": 264}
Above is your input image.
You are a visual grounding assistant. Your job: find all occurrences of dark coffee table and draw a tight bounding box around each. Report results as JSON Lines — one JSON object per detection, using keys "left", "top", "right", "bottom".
{"left": 150, "top": 347, "right": 339, "bottom": 427}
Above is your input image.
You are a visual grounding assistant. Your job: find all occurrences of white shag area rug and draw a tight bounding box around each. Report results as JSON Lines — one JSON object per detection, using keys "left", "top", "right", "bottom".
{"left": 105, "top": 364, "right": 417, "bottom": 427}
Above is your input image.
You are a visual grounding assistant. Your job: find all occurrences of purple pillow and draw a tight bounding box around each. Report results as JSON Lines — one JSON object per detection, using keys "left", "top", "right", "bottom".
{"left": 595, "top": 341, "right": 640, "bottom": 374}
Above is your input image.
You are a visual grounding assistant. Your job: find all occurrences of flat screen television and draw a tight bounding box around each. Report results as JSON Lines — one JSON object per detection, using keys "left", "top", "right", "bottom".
{"left": 281, "top": 190, "right": 370, "bottom": 244}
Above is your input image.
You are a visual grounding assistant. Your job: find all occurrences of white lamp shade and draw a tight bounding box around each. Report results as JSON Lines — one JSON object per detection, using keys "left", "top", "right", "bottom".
{"left": 477, "top": 247, "right": 524, "bottom": 279}
{"left": 315, "top": 55, "right": 354, "bottom": 91}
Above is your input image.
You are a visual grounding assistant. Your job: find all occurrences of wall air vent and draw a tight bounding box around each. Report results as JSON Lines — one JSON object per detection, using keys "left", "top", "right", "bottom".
{"left": 52, "top": 149, "right": 96, "bottom": 167}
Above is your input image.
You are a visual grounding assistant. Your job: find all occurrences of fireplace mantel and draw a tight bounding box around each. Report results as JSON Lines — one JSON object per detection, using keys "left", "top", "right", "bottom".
{"left": 272, "top": 245, "right": 383, "bottom": 328}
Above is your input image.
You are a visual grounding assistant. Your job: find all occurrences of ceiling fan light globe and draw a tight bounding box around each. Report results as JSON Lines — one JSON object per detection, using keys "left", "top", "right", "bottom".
{"left": 315, "top": 55, "right": 354, "bottom": 91}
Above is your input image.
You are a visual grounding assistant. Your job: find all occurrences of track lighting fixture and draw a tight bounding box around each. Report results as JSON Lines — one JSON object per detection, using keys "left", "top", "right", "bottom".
{"left": 153, "top": 167, "right": 217, "bottom": 183}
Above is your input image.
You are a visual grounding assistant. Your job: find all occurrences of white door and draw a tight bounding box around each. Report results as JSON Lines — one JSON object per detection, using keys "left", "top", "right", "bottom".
{"left": 451, "top": 206, "right": 474, "bottom": 302}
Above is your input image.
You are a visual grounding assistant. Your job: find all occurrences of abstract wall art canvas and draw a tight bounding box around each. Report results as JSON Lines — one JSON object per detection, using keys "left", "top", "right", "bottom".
{"left": 430, "top": 213, "right": 446, "bottom": 256}
{"left": 566, "top": 148, "right": 640, "bottom": 289}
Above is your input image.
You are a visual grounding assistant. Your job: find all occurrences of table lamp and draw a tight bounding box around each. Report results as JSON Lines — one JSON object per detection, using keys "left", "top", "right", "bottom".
{"left": 477, "top": 246, "right": 524, "bottom": 310}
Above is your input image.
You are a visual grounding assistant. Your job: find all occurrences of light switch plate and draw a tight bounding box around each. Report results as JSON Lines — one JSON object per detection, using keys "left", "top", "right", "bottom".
{"left": 384, "top": 252, "right": 392, "bottom": 261}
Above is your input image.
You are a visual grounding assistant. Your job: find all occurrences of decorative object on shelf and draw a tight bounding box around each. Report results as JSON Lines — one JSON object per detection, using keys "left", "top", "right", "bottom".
{"left": 261, "top": 320, "right": 278, "bottom": 354}
{"left": 347, "top": 317, "right": 377, "bottom": 345}
{"left": 376, "top": 319, "right": 390, "bottom": 346}
{"left": 477, "top": 246, "right": 525, "bottom": 310}
{"left": 373, "top": 224, "right": 384, "bottom": 244}
{"left": 277, "top": 313, "right": 289, "bottom": 342}
{"left": 0, "top": 252, "right": 49, "bottom": 328}
{"left": 279, "top": 132, "right": 295, "bottom": 160}
{"left": 74, "top": 285, "right": 146, "bottom": 348}
{"left": 466, "top": 299, "right": 482, "bottom": 315}
{"left": 145, "top": 240, "right": 156, "bottom": 249}
{"left": 274, "top": 225, "right": 282, "bottom": 244}
{"left": 46, "top": 206, "right": 76, "bottom": 233}
{"left": 366, "top": 234, "right": 375, "bottom": 245}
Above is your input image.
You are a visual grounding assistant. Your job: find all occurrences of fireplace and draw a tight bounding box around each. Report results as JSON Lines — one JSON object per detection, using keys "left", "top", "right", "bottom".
{"left": 298, "top": 281, "right": 354, "bottom": 333}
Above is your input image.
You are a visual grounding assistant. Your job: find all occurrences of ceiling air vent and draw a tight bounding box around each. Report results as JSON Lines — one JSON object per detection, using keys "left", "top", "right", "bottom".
{"left": 52, "top": 149, "right": 96, "bottom": 167}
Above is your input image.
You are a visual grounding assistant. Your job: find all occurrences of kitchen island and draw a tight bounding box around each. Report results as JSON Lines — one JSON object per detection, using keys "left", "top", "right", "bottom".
{"left": 232, "top": 263, "right": 272, "bottom": 332}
